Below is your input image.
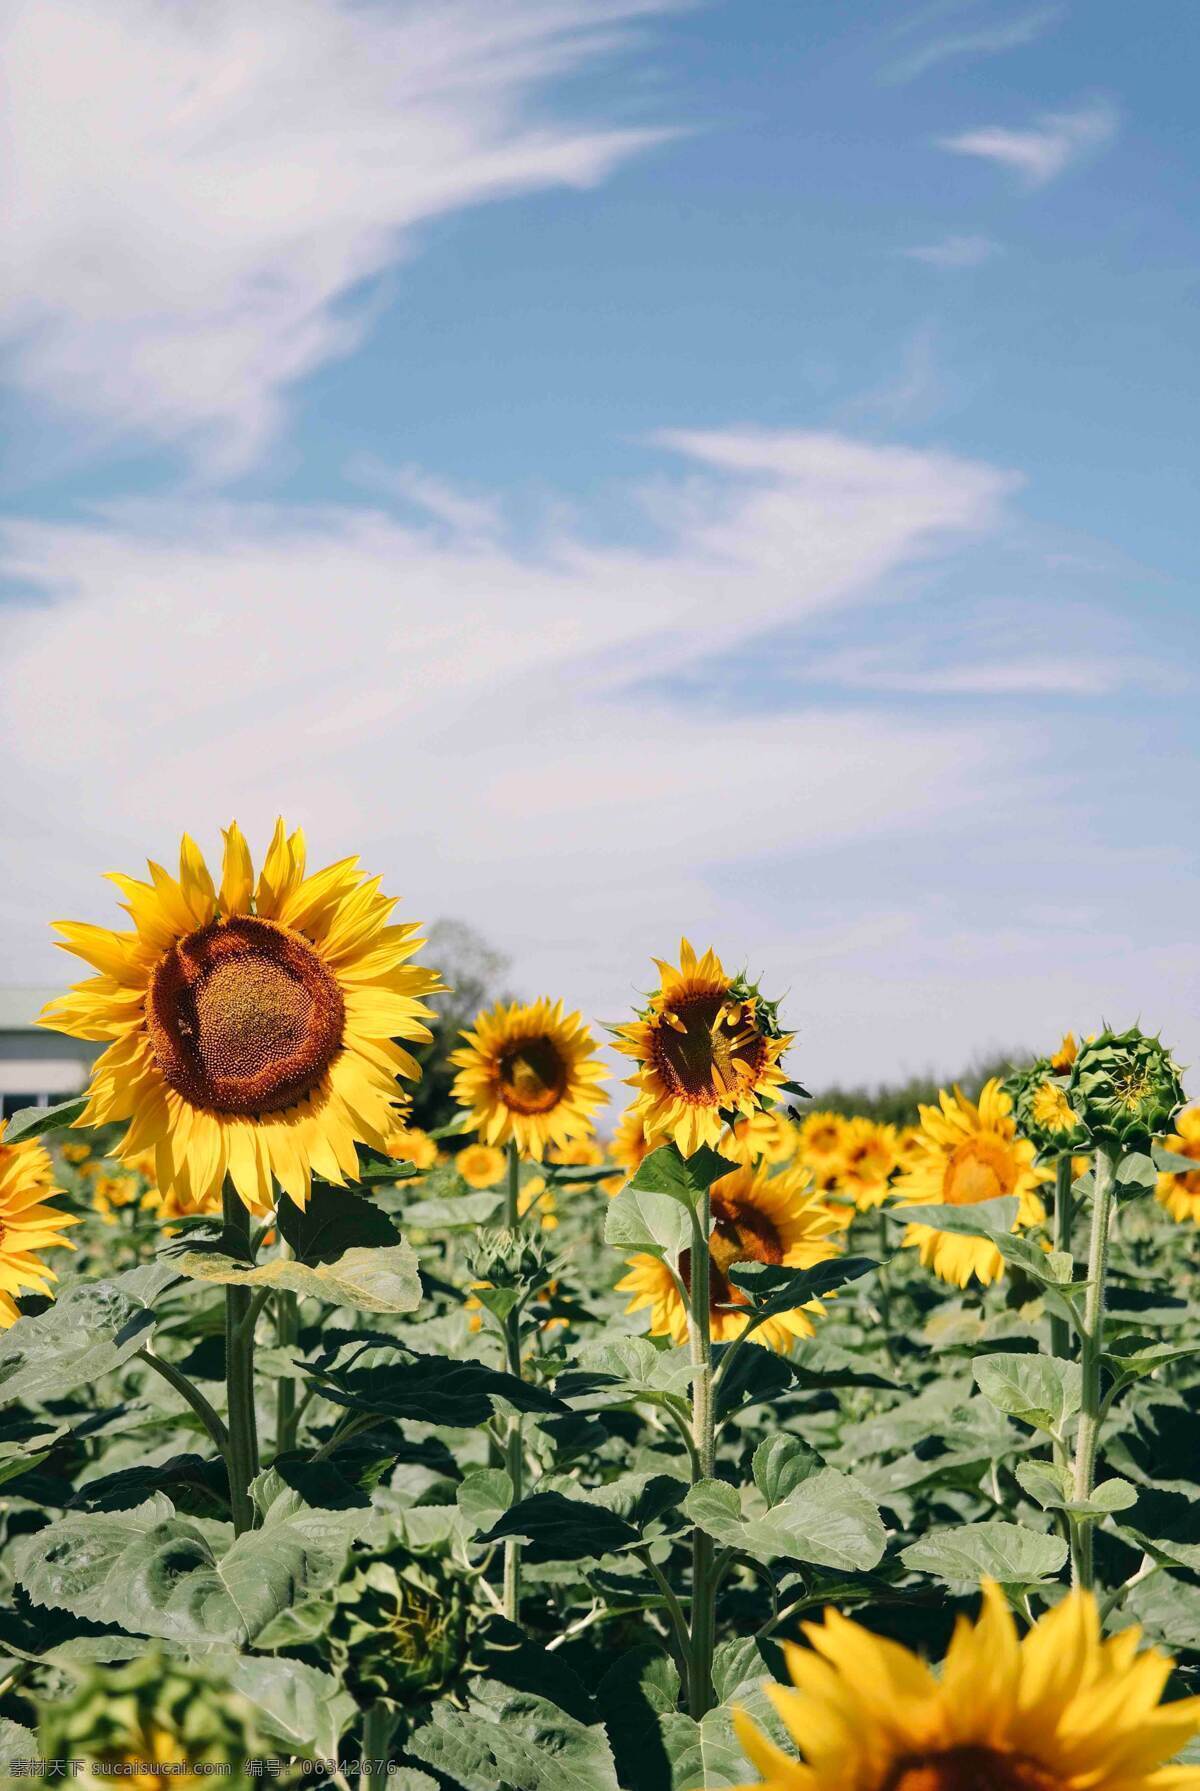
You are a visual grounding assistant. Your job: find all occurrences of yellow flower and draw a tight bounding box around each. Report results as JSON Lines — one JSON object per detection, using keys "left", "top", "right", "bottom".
{"left": 41, "top": 821, "right": 442, "bottom": 1213}
{"left": 794, "top": 1111, "right": 847, "bottom": 1178}
{"left": 386, "top": 1126, "right": 439, "bottom": 1172}
{"left": 732, "top": 1579, "right": 1200, "bottom": 1791}
{"left": 456, "top": 1143, "right": 507, "bottom": 1189}
{"left": 836, "top": 1117, "right": 900, "bottom": 1211}
{"left": 602, "top": 1105, "right": 657, "bottom": 1194}
{"left": 617, "top": 1160, "right": 841, "bottom": 1352}
{"left": 450, "top": 997, "right": 607, "bottom": 1160}
{"left": 727, "top": 1108, "right": 798, "bottom": 1166}
{"left": 892, "top": 1081, "right": 1048, "bottom": 1287}
{"left": 1050, "top": 1031, "right": 1080, "bottom": 1075}
{"left": 615, "top": 940, "right": 791, "bottom": 1157}
{"left": 0, "top": 1121, "right": 79, "bottom": 1327}
{"left": 1157, "top": 1106, "right": 1200, "bottom": 1224}
{"left": 61, "top": 1141, "right": 93, "bottom": 1165}
{"left": 547, "top": 1136, "right": 606, "bottom": 1166}
{"left": 1031, "top": 1079, "right": 1083, "bottom": 1137}
{"left": 91, "top": 1172, "right": 143, "bottom": 1225}
{"left": 519, "top": 1174, "right": 558, "bottom": 1231}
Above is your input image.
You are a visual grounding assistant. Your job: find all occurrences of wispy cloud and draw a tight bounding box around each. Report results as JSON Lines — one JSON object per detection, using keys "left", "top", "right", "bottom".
{"left": 938, "top": 100, "right": 1118, "bottom": 187}
{"left": 884, "top": 4, "right": 1062, "bottom": 84}
{"left": 903, "top": 234, "right": 1000, "bottom": 270}
{"left": 0, "top": 0, "right": 678, "bottom": 473}
{"left": 802, "top": 649, "right": 1128, "bottom": 697}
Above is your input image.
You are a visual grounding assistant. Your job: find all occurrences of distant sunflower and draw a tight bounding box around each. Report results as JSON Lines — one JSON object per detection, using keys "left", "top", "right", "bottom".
{"left": 450, "top": 998, "right": 606, "bottom": 1160}
{"left": 793, "top": 1111, "right": 847, "bottom": 1188}
{"left": 1050, "top": 1031, "right": 1080, "bottom": 1074}
{"left": 617, "top": 1161, "right": 841, "bottom": 1351}
{"left": 732, "top": 1579, "right": 1200, "bottom": 1791}
{"left": 386, "top": 1126, "right": 439, "bottom": 1172}
{"left": 615, "top": 941, "right": 791, "bottom": 1157}
{"left": 456, "top": 1143, "right": 506, "bottom": 1190}
{"left": 547, "top": 1136, "right": 606, "bottom": 1167}
{"left": 0, "top": 1122, "right": 79, "bottom": 1326}
{"left": 728, "top": 1108, "right": 798, "bottom": 1166}
{"left": 518, "top": 1174, "right": 558, "bottom": 1231}
{"left": 41, "top": 821, "right": 443, "bottom": 1212}
{"left": 602, "top": 1105, "right": 656, "bottom": 1194}
{"left": 891, "top": 1080, "right": 1048, "bottom": 1287}
{"left": 92, "top": 1172, "right": 144, "bottom": 1225}
{"left": 836, "top": 1117, "right": 900, "bottom": 1210}
{"left": 1157, "top": 1107, "right": 1200, "bottom": 1224}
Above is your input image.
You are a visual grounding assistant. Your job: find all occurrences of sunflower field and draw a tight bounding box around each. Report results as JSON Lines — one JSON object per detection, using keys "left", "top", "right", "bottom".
{"left": 3, "top": 823, "right": 1200, "bottom": 1791}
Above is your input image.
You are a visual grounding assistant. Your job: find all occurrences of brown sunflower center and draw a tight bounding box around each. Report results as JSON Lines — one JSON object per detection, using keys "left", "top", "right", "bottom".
{"left": 680, "top": 1189, "right": 783, "bottom": 1310}
{"left": 885, "top": 1748, "right": 1063, "bottom": 1791}
{"left": 497, "top": 1035, "right": 568, "bottom": 1115}
{"left": 651, "top": 993, "right": 768, "bottom": 1107}
{"left": 146, "top": 915, "right": 344, "bottom": 1118}
{"left": 942, "top": 1136, "right": 1018, "bottom": 1206}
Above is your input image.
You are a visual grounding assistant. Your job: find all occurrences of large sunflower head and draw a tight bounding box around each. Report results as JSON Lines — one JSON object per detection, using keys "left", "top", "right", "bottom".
{"left": 614, "top": 940, "right": 792, "bottom": 1157}
{"left": 449, "top": 997, "right": 607, "bottom": 1160}
{"left": 891, "top": 1080, "right": 1049, "bottom": 1287}
{"left": 836, "top": 1116, "right": 900, "bottom": 1211}
{"left": 41, "top": 821, "right": 443, "bottom": 1212}
{"left": 616, "top": 1160, "right": 842, "bottom": 1351}
{"left": 1067, "top": 1026, "right": 1186, "bottom": 1153}
{"left": 1157, "top": 1106, "right": 1200, "bottom": 1224}
{"left": 0, "top": 1122, "right": 79, "bottom": 1326}
{"left": 733, "top": 1579, "right": 1200, "bottom": 1791}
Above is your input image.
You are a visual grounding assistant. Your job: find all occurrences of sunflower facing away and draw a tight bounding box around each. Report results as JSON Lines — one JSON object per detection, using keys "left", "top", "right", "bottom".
{"left": 41, "top": 822, "right": 443, "bottom": 1212}
{"left": 733, "top": 1579, "right": 1200, "bottom": 1791}
{"left": 615, "top": 940, "right": 791, "bottom": 1157}
{"left": 836, "top": 1116, "right": 900, "bottom": 1211}
{"left": 450, "top": 997, "right": 607, "bottom": 1160}
{"left": 617, "top": 1160, "right": 842, "bottom": 1351}
{"left": 0, "top": 1122, "right": 79, "bottom": 1326}
{"left": 1157, "top": 1107, "right": 1200, "bottom": 1224}
{"left": 891, "top": 1080, "right": 1048, "bottom": 1288}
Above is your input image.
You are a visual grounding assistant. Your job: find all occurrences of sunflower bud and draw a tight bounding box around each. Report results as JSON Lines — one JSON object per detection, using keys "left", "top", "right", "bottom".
{"left": 38, "top": 1654, "right": 257, "bottom": 1788}
{"left": 468, "top": 1225, "right": 552, "bottom": 1291}
{"left": 1067, "top": 1027, "right": 1186, "bottom": 1152}
{"left": 328, "top": 1551, "right": 467, "bottom": 1706}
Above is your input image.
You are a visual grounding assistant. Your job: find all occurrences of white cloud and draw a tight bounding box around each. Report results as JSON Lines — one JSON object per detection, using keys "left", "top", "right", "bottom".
{"left": 938, "top": 100, "right": 1117, "bottom": 187}
{"left": 884, "top": 5, "right": 1061, "bottom": 84}
{"left": 903, "top": 235, "right": 1000, "bottom": 270}
{"left": 0, "top": 0, "right": 677, "bottom": 470}
{"left": 803, "top": 649, "right": 1125, "bottom": 697}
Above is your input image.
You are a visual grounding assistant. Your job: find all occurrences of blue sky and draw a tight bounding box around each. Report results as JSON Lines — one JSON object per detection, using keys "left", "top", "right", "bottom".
{"left": 1, "top": 0, "right": 1197, "bottom": 1090}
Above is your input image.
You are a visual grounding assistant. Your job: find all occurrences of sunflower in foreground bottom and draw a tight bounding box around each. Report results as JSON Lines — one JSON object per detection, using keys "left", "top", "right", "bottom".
{"left": 617, "top": 1161, "right": 842, "bottom": 1351}
{"left": 450, "top": 997, "right": 607, "bottom": 1160}
{"left": 42, "top": 821, "right": 443, "bottom": 1211}
{"left": 733, "top": 1580, "right": 1200, "bottom": 1791}
{"left": 0, "top": 1122, "right": 79, "bottom": 1325}
{"left": 891, "top": 1079, "right": 1049, "bottom": 1288}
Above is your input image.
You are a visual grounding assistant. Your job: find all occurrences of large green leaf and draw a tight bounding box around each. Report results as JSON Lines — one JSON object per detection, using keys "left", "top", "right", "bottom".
{"left": 308, "top": 1343, "right": 568, "bottom": 1424}
{"left": 723, "top": 1256, "right": 877, "bottom": 1319}
{"left": 569, "top": 1337, "right": 695, "bottom": 1402}
{"left": 275, "top": 1182, "right": 401, "bottom": 1260}
{"left": 1117, "top": 1489, "right": 1200, "bottom": 1571}
{"left": 658, "top": 1708, "right": 752, "bottom": 1790}
{"left": 409, "top": 1679, "right": 620, "bottom": 1791}
{"left": 16, "top": 1493, "right": 360, "bottom": 1647}
{"left": 172, "top": 1242, "right": 421, "bottom": 1314}
{"left": 752, "top": 1436, "right": 822, "bottom": 1505}
{"left": 478, "top": 1490, "right": 643, "bottom": 1562}
{"left": 222, "top": 1656, "right": 357, "bottom": 1759}
{"left": 628, "top": 1145, "right": 738, "bottom": 1205}
{"left": 1015, "top": 1460, "right": 1136, "bottom": 1518}
{"left": 972, "top": 1353, "right": 1082, "bottom": 1434}
{"left": 604, "top": 1184, "right": 692, "bottom": 1260}
{"left": 2, "top": 1096, "right": 90, "bottom": 1143}
{"left": 684, "top": 1469, "right": 885, "bottom": 1571}
{"left": 0, "top": 1280, "right": 158, "bottom": 1405}
{"left": 897, "top": 1198, "right": 1019, "bottom": 1238}
{"left": 901, "top": 1520, "right": 1067, "bottom": 1590}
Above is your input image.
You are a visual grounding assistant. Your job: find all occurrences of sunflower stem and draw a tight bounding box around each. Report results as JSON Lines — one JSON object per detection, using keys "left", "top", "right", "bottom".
{"left": 222, "top": 1179, "right": 260, "bottom": 1535}
{"left": 502, "top": 1300, "right": 525, "bottom": 1624}
{"left": 361, "top": 1701, "right": 396, "bottom": 1791}
{"left": 274, "top": 1271, "right": 299, "bottom": 1458}
{"left": 505, "top": 1137, "right": 520, "bottom": 1229}
{"left": 1050, "top": 1154, "right": 1075, "bottom": 1363}
{"left": 686, "top": 1184, "right": 717, "bottom": 1718}
{"left": 1071, "top": 1141, "right": 1118, "bottom": 1590}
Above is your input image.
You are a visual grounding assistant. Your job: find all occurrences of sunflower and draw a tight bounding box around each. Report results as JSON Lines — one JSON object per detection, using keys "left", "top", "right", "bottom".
{"left": 61, "top": 1141, "right": 93, "bottom": 1166}
{"left": 615, "top": 941, "right": 791, "bottom": 1157}
{"left": 456, "top": 1143, "right": 506, "bottom": 1190}
{"left": 1157, "top": 1107, "right": 1200, "bottom": 1224}
{"left": 617, "top": 1161, "right": 842, "bottom": 1352}
{"left": 891, "top": 1080, "right": 1048, "bottom": 1287}
{"left": 728, "top": 1108, "right": 798, "bottom": 1167}
{"left": 0, "top": 1122, "right": 79, "bottom": 1326}
{"left": 41, "top": 821, "right": 443, "bottom": 1212}
{"left": 386, "top": 1126, "right": 439, "bottom": 1172}
{"left": 450, "top": 997, "right": 606, "bottom": 1160}
{"left": 732, "top": 1579, "right": 1200, "bottom": 1791}
{"left": 1050, "top": 1031, "right": 1079, "bottom": 1075}
{"left": 547, "top": 1136, "right": 606, "bottom": 1167}
{"left": 794, "top": 1111, "right": 848, "bottom": 1188}
{"left": 836, "top": 1117, "right": 900, "bottom": 1211}
{"left": 602, "top": 1105, "right": 656, "bottom": 1194}
{"left": 92, "top": 1171, "right": 145, "bottom": 1225}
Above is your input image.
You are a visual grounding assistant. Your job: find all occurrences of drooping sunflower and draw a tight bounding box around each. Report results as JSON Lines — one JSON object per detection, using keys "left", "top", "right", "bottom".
{"left": 456, "top": 1143, "right": 507, "bottom": 1190}
{"left": 0, "top": 1122, "right": 79, "bottom": 1326}
{"left": 41, "top": 821, "right": 443, "bottom": 1212}
{"left": 891, "top": 1080, "right": 1048, "bottom": 1287}
{"left": 1157, "top": 1107, "right": 1200, "bottom": 1224}
{"left": 450, "top": 997, "right": 607, "bottom": 1160}
{"left": 836, "top": 1116, "right": 900, "bottom": 1210}
{"left": 732, "top": 1579, "right": 1200, "bottom": 1791}
{"left": 615, "top": 941, "right": 791, "bottom": 1157}
{"left": 617, "top": 1160, "right": 842, "bottom": 1352}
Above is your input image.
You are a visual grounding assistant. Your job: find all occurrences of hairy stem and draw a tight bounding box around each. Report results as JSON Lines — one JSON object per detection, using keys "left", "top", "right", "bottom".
{"left": 1050, "top": 1153, "right": 1075, "bottom": 1362}
{"left": 1071, "top": 1142, "right": 1118, "bottom": 1590}
{"left": 503, "top": 1301, "right": 525, "bottom": 1624}
{"left": 687, "top": 1187, "right": 717, "bottom": 1718}
{"left": 274, "top": 1248, "right": 299, "bottom": 1458}
{"left": 505, "top": 1137, "right": 520, "bottom": 1229}
{"left": 360, "top": 1702, "right": 395, "bottom": 1791}
{"left": 222, "top": 1180, "right": 260, "bottom": 1536}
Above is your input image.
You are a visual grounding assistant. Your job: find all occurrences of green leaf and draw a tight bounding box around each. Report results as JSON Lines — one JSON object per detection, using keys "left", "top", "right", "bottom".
{"left": 604, "top": 1184, "right": 692, "bottom": 1260}
{"left": 972, "top": 1353, "right": 1082, "bottom": 1433}
{"left": 901, "top": 1520, "right": 1067, "bottom": 1590}
{"left": 223, "top": 1656, "right": 357, "bottom": 1759}
{"left": 1103, "top": 1339, "right": 1200, "bottom": 1378}
{"left": 1153, "top": 1143, "right": 1198, "bottom": 1175}
{"left": 596, "top": 1647, "right": 678, "bottom": 1791}
{"left": 309, "top": 1344, "right": 567, "bottom": 1425}
{"left": 1124, "top": 1573, "right": 1200, "bottom": 1650}
{"left": 172, "top": 1241, "right": 421, "bottom": 1314}
{"left": 752, "top": 1436, "right": 822, "bottom": 1505}
{"left": 478, "top": 1490, "right": 642, "bottom": 1562}
{"left": 2, "top": 1096, "right": 90, "bottom": 1143}
{"left": 68, "top": 1453, "right": 230, "bottom": 1519}
{"left": 684, "top": 1470, "right": 885, "bottom": 1571}
{"left": 457, "top": 1468, "right": 514, "bottom": 1536}
{"left": 409, "top": 1680, "right": 620, "bottom": 1791}
{"left": 628, "top": 1144, "right": 738, "bottom": 1206}
{"left": 897, "top": 1197, "right": 1019, "bottom": 1238}
{"left": 405, "top": 1191, "right": 503, "bottom": 1228}
{"left": 0, "top": 1279, "right": 157, "bottom": 1405}
{"left": 1015, "top": 1461, "right": 1136, "bottom": 1517}
{"left": 723, "top": 1256, "right": 877, "bottom": 1318}
{"left": 1117, "top": 1151, "right": 1158, "bottom": 1192}
{"left": 0, "top": 1716, "right": 37, "bottom": 1769}
{"left": 275, "top": 1182, "right": 401, "bottom": 1260}
{"left": 1117, "top": 1489, "right": 1200, "bottom": 1571}
{"left": 570, "top": 1337, "right": 695, "bottom": 1402}
{"left": 659, "top": 1707, "right": 753, "bottom": 1789}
